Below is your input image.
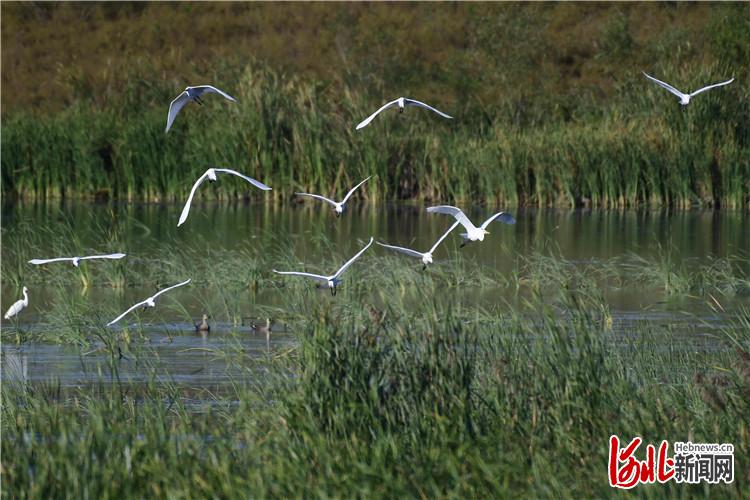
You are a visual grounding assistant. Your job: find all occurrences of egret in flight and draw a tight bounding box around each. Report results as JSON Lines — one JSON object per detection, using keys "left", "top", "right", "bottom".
{"left": 107, "top": 279, "right": 191, "bottom": 326}
{"left": 356, "top": 97, "right": 452, "bottom": 130}
{"left": 295, "top": 176, "right": 370, "bottom": 217}
{"left": 377, "top": 221, "right": 460, "bottom": 270}
{"left": 28, "top": 253, "right": 126, "bottom": 267}
{"left": 642, "top": 72, "right": 734, "bottom": 106}
{"left": 427, "top": 206, "right": 516, "bottom": 246}
{"left": 273, "top": 237, "right": 374, "bottom": 295}
{"left": 4, "top": 287, "right": 28, "bottom": 320}
{"left": 178, "top": 168, "right": 272, "bottom": 226}
{"left": 165, "top": 85, "right": 237, "bottom": 132}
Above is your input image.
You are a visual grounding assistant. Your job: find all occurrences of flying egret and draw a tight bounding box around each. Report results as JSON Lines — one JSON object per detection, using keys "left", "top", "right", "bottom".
{"left": 377, "top": 221, "right": 460, "bottom": 270}
{"left": 426, "top": 205, "right": 516, "bottom": 246}
{"left": 356, "top": 97, "right": 452, "bottom": 130}
{"left": 273, "top": 237, "right": 374, "bottom": 295}
{"left": 642, "top": 72, "right": 734, "bottom": 106}
{"left": 4, "top": 287, "right": 28, "bottom": 320}
{"left": 295, "top": 176, "right": 371, "bottom": 217}
{"left": 107, "top": 279, "right": 191, "bottom": 326}
{"left": 165, "top": 85, "right": 237, "bottom": 132}
{"left": 28, "top": 253, "right": 126, "bottom": 267}
{"left": 178, "top": 168, "right": 272, "bottom": 226}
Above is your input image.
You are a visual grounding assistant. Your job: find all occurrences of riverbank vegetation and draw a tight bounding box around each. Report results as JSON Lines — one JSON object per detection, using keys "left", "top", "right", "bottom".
{"left": 2, "top": 3, "right": 748, "bottom": 206}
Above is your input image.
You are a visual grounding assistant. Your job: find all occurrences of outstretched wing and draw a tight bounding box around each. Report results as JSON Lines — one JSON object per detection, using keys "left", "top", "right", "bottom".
{"left": 426, "top": 205, "right": 476, "bottom": 232}
{"left": 376, "top": 241, "right": 425, "bottom": 259}
{"left": 178, "top": 171, "right": 211, "bottom": 226}
{"left": 214, "top": 169, "right": 272, "bottom": 190}
{"left": 272, "top": 270, "right": 330, "bottom": 282}
{"left": 689, "top": 78, "right": 734, "bottom": 97}
{"left": 79, "top": 253, "right": 127, "bottom": 261}
{"left": 295, "top": 192, "right": 338, "bottom": 206}
{"left": 355, "top": 99, "right": 400, "bottom": 130}
{"left": 642, "top": 72, "right": 686, "bottom": 100}
{"left": 106, "top": 299, "right": 150, "bottom": 327}
{"left": 479, "top": 212, "right": 516, "bottom": 230}
{"left": 404, "top": 98, "right": 453, "bottom": 119}
{"left": 166, "top": 91, "right": 190, "bottom": 132}
{"left": 334, "top": 237, "right": 374, "bottom": 279}
{"left": 151, "top": 279, "right": 192, "bottom": 300}
{"left": 340, "top": 176, "right": 371, "bottom": 204}
{"left": 192, "top": 85, "right": 237, "bottom": 102}
{"left": 28, "top": 257, "right": 75, "bottom": 265}
{"left": 428, "top": 220, "right": 461, "bottom": 254}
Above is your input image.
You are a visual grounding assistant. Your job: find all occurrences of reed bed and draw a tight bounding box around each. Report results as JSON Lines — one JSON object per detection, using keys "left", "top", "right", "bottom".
{"left": 3, "top": 282, "right": 749, "bottom": 497}
{"left": 2, "top": 62, "right": 748, "bottom": 208}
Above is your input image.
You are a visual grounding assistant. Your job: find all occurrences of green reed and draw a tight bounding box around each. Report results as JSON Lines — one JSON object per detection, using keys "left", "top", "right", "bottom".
{"left": 3, "top": 283, "right": 749, "bottom": 497}
{"left": 2, "top": 61, "right": 748, "bottom": 207}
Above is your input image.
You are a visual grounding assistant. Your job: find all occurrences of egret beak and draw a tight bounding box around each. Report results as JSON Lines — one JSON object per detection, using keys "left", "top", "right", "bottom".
{"left": 422, "top": 264, "right": 427, "bottom": 271}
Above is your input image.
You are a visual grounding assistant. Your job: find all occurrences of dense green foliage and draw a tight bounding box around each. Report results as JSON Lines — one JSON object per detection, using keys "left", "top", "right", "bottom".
{"left": 2, "top": 3, "right": 749, "bottom": 206}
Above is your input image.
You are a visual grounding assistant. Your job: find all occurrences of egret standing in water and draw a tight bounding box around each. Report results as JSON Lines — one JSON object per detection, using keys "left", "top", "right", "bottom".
{"left": 295, "top": 176, "right": 371, "bottom": 217}
{"left": 642, "top": 72, "right": 734, "bottom": 106}
{"left": 107, "top": 279, "right": 191, "bottom": 326}
{"left": 165, "top": 85, "right": 237, "bottom": 132}
{"left": 273, "top": 237, "right": 374, "bottom": 295}
{"left": 426, "top": 206, "right": 516, "bottom": 246}
{"left": 4, "top": 287, "right": 29, "bottom": 320}
{"left": 177, "top": 168, "right": 272, "bottom": 226}
{"left": 377, "top": 221, "right": 460, "bottom": 270}
{"left": 28, "top": 253, "right": 126, "bottom": 267}
{"left": 356, "top": 97, "right": 452, "bottom": 129}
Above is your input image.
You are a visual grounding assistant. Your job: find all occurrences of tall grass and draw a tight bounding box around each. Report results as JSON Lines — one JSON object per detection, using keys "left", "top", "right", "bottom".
{"left": 3, "top": 286, "right": 749, "bottom": 497}
{"left": 2, "top": 61, "right": 749, "bottom": 207}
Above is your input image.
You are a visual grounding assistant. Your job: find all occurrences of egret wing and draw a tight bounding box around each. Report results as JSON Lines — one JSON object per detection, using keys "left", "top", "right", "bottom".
{"left": 107, "top": 300, "right": 150, "bottom": 327}
{"left": 193, "top": 85, "right": 237, "bottom": 102}
{"left": 295, "top": 192, "right": 338, "bottom": 206}
{"left": 4, "top": 299, "right": 24, "bottom": 319}
{"left": 272, "top": 270, "right": 330, "bottom": 282}
{"left": 642, "top": 72, "right": 686, "bottom": 99}
{"left": 426, "top": 205, "right": 476, "bottom": 232}
{"left": 151, "top": 279, "right": 192, "bottom": 300}
{"left": 376, "top": 241, "right": 425, "bottom": 259}
{"left": 333, "top": 237, "right": 374, "bottom": 279}
{"left": 404, "top": 98, "right": 453, "bottom": 119}
{"left": 178, "top": 171, "right": 210, "bottom": 226}
{"left": 479, "top": 212, "right": 516, "bottom": 230}
{"left": 79, "top": 253, "right": 127, "bottom": 261}
{"left": 689, "top": 78, "right": 734, "bottom": 97}
{"left": 165, "top": 91, "right": 190, "bottom": 132}
{"left": 214, "top": 169, "right": 272, "bottom": 190}
{"left": 428, "top": 220, "right": 461, "bottom": 253}
{"left": 340, "top": 176, "right": 371, "bottom": 204}
{"left": 28, "top": 257, "right": 74, "bottom": 265}
{"left": 355, "top": 99, "right": 399, "bottom": 130}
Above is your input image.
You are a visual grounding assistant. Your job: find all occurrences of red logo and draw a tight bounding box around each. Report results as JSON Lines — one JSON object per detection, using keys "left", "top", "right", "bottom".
{"left": 608, "top": 435, "right": 675, "bottom": 489}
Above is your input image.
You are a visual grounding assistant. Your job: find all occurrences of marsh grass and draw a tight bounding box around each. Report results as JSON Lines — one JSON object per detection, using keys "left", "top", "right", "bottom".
{"left": 3, "top": 284, "right": 749, "bottom": 497}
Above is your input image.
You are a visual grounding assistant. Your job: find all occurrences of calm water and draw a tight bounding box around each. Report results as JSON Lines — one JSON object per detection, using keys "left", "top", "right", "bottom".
{"left": 2, "top": 202, "right": 748, "bottom": 388}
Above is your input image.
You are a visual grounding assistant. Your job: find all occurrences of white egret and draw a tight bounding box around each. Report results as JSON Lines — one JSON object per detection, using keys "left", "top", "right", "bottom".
{"left": 377, "top": 220, "right": 460, "bottom": 269}
{"left": 165, "top": 85, "right": 237, "bottom": 132}
{"left": 295, "top": 176, "right": 371, "bottom": 217}
{"left": 178, "top": 168, "right": 272, "bottom": 226}
{"left": 356, "top": 97, "right": 452, "bottom": 130}
{"left": 273, "top": 237, "right": 374, "bottom": 295}
{"left": 4, "top": 287, "right": 29, "bottom": 320}
{"left": 426, "top": 205, "right": 516, "bottom": 246}
{"left": 107, "top": 279, "right": 191, "bottom": 326}
{"left": 642, "top": 72, "right": 734, "bottom": 106}
{"left": 28, "top": 253, "right": 126, "bottom": 267}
